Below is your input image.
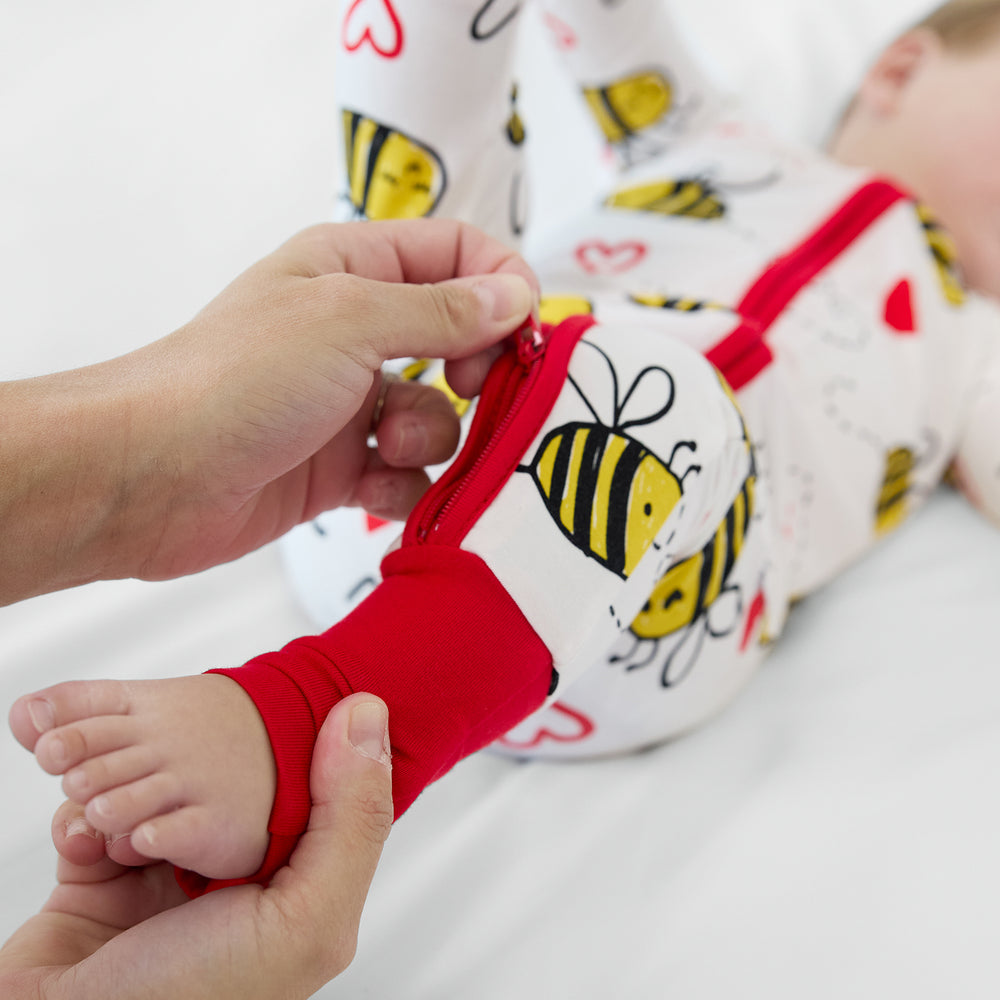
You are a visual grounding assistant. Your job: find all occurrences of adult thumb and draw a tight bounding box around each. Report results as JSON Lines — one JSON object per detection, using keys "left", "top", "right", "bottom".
{"left": 270, "top": 695, "right": 393, "bottom": 976}
{"left": 353, "top": 271, "right": 535, "bottom": 363}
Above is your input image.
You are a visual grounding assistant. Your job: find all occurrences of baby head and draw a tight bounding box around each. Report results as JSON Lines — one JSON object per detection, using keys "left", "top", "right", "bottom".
{"left": 830, "top": 0, "right": 1000, "bottom": 298}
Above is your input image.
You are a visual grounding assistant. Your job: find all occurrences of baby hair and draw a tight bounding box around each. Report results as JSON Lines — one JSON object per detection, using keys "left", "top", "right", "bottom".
{"left": 916, "top": 0, "right": 1000, "bottom": 50}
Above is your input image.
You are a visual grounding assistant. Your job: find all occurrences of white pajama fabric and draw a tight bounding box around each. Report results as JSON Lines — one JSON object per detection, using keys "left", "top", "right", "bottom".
{"left": 283, "top": 0, "right": 1000, "bottom": 758}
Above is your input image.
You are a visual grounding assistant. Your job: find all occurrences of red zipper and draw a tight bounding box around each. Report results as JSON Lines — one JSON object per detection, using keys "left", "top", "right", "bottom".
{"left": 705, "top": 178, "right": 908, "bottom": 390}
{"left": 405, "top": 313, "right": 596, "bottom": 548}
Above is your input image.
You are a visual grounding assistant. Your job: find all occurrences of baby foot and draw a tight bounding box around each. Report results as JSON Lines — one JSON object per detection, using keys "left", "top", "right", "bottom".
{"left": 9, "top": 675, "right": 276, "bottom": 880}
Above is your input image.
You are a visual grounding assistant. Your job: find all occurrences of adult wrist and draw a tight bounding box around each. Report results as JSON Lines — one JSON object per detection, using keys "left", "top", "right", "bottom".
{"left": 0, "top": 360, "right": 174, "bottom": 602}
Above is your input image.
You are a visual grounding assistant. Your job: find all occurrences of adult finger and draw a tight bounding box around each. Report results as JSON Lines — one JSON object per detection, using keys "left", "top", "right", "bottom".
{"left": 265, "top": 694, "right": 393, "bottom": 983}
{"left": 275, "top": 219, "right": 539, "bottom": 293}
{"left": 443, "top": 342, "right": 507, "bottom": 401}
{"left": 374, "top": 379, "right": 461, "bottom": 467}
{"left": 354, "top": 465, "right": 433, "bottom": 521}
{"left": 323, "top": 269, "right": 534, "bottom": 368}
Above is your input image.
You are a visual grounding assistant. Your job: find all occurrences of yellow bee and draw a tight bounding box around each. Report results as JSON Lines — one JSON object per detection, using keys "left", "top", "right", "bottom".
{"left": 538, "top": 295, "right": 593, "bottom": 327}
{"left": 605, "top": 177, "right": 726, "bottom": 220}
{"left": 875, "top": 446, "right": 916, "bottom": 535}
{"left": 505, "top": 82, "right": 526, "bottom": 146}
{"left": 629, "top": 473, "right": 754, "bottom": 642}
{"left": 628, "top": 292, "right": 731, "bottom": 314}
{"left": 342, "top": 110, "right": 446, "bottom": 221}
{"left": 916, "top": 203, "right": 965, "bottom": 306}
{"left": 614, "top": 371, "right": 758, "bottom": 686}
{"left": 582, "top": 70, "right": 673, "bottom": 147}
{"left": 519, "top": 339, "right": 699, "bottom": 580}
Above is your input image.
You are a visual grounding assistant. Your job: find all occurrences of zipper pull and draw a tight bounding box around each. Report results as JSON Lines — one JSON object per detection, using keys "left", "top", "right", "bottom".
{"left": 515, "top": 316, "right": 548, "bottom": 367}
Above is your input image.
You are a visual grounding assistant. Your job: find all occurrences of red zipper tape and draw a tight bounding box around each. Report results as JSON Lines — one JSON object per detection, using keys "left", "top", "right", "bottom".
{"left": 405, "top": 314, "right": 597, "bottom": 549}
{"left": 706, "top": 179, "right": 908, "bottom": 390}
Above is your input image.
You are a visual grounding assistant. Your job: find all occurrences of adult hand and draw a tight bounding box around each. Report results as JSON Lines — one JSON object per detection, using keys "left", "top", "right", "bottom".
{"left": 0, "top": 693, "right": 393, "bottom": 999}
{"left": 0, "top": 219, "right": 538, "bottom": 604}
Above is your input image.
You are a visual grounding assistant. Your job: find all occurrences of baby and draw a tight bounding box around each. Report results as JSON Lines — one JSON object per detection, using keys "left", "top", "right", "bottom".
{"left": 10, "top": 0, "right": 1000, "bottom": 896}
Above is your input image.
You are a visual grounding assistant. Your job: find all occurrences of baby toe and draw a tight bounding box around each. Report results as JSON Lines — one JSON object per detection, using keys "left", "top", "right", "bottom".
{"left": 83, "top": 770, "right": 182, "bottom": 836}
{"left": 62, "top": 743, "right": 159, "bottom": 804}
{"left": 131, "top": 805, "right": 264, "bottom": 879}
{"left": 51, "top": 800, "right": 107, "bottom": 867}
{"left": 10, "top": 679, "right": 131, "bottom": 750}
{"left": 36, "top": 716, "right": 136, "bottom": 775}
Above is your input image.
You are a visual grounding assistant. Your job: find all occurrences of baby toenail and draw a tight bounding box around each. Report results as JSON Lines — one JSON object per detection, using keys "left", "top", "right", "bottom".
{"left": 65, "top": 816, "right": 100, "bottom": 839}
{"left": 48, "top": 736, "right": 68, "bottom": 767}
{"left": 64, "top": 770, "right": 88, "bottom": 796}
{"left": 27, "top": 699, "right": 55, "bottom": 734}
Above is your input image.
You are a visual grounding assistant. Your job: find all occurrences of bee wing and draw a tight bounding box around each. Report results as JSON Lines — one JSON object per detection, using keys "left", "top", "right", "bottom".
{"left": 617, "top": 364, "right": 675, "bottom": 429}
{"left": 658, "top": 624, "right": 705, "bottom": 688}
{"left": 704, "top": 582, "right": 742, "bottom": 638}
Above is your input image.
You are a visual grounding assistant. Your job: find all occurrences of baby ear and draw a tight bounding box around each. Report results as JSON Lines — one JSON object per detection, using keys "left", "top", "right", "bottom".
{"left": 857, "top": 28, "right": 941, "bottom": 117}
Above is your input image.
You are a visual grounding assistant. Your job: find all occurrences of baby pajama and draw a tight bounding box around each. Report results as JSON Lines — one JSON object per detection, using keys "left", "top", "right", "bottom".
{"left": 181, "top": 0, "right": 1000, "bottom": 894}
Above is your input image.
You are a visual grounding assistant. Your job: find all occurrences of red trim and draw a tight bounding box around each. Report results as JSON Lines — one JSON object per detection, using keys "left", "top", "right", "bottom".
{"left": 706, "top": 180, "right": 908, "bottom": 389}
{"left": 406, "top": 313, "right": 596, "bottom": 548}
{"left": 177, "top": 545, "right": 553, "bottom": 898}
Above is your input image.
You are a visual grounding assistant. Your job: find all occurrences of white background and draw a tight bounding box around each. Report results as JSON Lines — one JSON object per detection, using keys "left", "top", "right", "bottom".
{"left": 6, "top": 2, "right": 999, "bottom": 998}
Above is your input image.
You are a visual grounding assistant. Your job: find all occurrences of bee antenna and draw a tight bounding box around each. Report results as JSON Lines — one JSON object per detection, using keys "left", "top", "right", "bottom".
{"left": 570, "top": 339, "right": 619, "bottom": 424}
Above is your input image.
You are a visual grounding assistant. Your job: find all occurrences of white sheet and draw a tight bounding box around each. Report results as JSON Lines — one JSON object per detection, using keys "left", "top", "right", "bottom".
{"left": 5, "top": 2, "right": 999, "bottom": 997}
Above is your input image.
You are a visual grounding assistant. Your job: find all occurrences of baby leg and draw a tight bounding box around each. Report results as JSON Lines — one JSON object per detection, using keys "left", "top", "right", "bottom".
{"left": 334, "top": 0, "right": 528, "bottom": 244}
{"left": 283, "top": 0, "right": 538, "bottom": 627}
{"left": 537, "top": 0, "right": 725, "bottom": 170}
{"left": 12, "top": 314, "right": 755, "bottom": 895}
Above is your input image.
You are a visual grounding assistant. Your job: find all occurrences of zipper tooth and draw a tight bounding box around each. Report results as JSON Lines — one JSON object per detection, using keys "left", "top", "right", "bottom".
{"left": 416, "top": 349, "right": 541, "bottom": 542}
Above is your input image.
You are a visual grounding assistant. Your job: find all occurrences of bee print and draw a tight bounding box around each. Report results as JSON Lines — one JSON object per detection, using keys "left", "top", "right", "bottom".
{"left": 506, "top": 83, "right": 528, "bottom": 237}
{"left": 505, "top": 82, "right": 526, "bottom": 146}
{"left": 519, "top": 340, "right": 700, "bottom": 579}
{"left": 605, "top": 177, "right": 726, "bottom": 219}
{"left": 614, "top": 371, "right": 758, "bottom": 686}
{"left": 538, "top": 295, "right": 594, "bottom": 326}
{"left": 342, "top": 110, "right": 446, "bottom": 220}
{"left": 582, "top": 69, "right": 674, "bottom": 163}
{"left": 470, "top": 0, "right": 521, "bottom": 41}
{"left": 916, "top": 203, "right": 965, "bottom": 306}
{"left": 628, "top": 292, "right": 731, "bottom": 314}
{"left": 875, "top": 446, "right": 916, "bottom": 535}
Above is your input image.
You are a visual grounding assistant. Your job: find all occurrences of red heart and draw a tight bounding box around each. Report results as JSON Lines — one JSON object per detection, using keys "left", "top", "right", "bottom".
{"left": 740, "top": 588, "right": 766, "bottom": 652}
{"left": 542, "top": 11, "right": 577, "bottom": 50}
{"left": 883, "top": 278, "right": 916, "bottom": 333}
{"left": 575, "top": 239, "right": 647, "bottom": 275}
{"left": 343, "top": 0, "right": 404, "bottom": 59}
{"left": 498, "top": 701, "right": 595, "bottom": 750}
{"left": 365, "top": 513, "right": 391, "bottom": 533}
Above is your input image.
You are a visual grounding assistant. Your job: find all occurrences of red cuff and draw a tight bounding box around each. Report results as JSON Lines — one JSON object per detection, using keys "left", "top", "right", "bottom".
{"left": 177, "top": 544, "right": 553, "bottom": 897}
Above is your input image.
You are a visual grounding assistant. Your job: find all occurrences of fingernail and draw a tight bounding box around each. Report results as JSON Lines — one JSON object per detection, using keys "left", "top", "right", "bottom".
{"left": 349, "top": 700, "right": 392, "bottom": 768}
{"left": 133, "top": 824, "right": 154, "bottom": 848}
{"left": 65, "top": 816, "right": 101, "bottom": 840}
{"left": 365, "top": 479, "right": 401, "bottom": 516}
{"left": 27, "top": 699, "right": 55, "bottom": 734}
{"left": 393, "top": 421, "right": 428, "bottom": 463}
{"left": 473, "top": 274, "right": 533, "bottom": 326}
